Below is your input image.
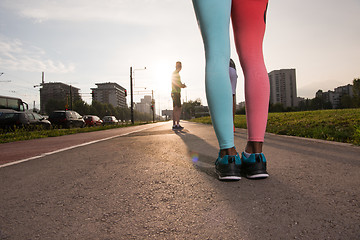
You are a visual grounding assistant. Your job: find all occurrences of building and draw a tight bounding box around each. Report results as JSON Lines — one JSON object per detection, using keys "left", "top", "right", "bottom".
{"left": 335, "top": 84, "right": 353, "bottom": 98}
{"left": 162, "top": 109, "right": 173, "bottom": 120}
{"left": 268, "top": 69, "right": 297, "bottom": 108}
{"left": 91, "top": 82, "right": 127, "bottom": 108}
{"left": 316, "top": 84, "right": 353, "bottom": 109}
{"left": 135, "top": 95, "right": 152, "bottom": 114}
{"left": 40, "top": 82, "right": 80, "bottom": 113}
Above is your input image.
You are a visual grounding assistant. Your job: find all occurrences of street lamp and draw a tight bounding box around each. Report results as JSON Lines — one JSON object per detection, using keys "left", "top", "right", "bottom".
{"left": 130, "top": 66, "right": 146, "bottom": 124}
{"left": 0, "top": 72, "right": 12, "bottom": 83}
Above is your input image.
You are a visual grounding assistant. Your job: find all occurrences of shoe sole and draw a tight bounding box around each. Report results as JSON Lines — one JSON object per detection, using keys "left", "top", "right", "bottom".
{"left": 216, "top": 169, "right": 241, "bottom": 181}
{"left": 218, "top": 175, "right": 241, "bottom": 180}
{"left": 246, "top": 173, "right": 269, "bottom": 179}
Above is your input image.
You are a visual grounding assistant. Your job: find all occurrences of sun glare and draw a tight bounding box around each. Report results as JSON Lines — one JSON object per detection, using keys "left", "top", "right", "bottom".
{"left": 151, "top": 62, "right": 174, "bottom": 95}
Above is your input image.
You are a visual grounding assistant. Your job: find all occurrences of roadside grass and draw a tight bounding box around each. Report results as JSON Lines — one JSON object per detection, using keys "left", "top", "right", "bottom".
{"left": 0, "top": 122, "right": 148, "bottom": 144}
{"left": 190, "top": 108, "right": 360, "bottom": 146}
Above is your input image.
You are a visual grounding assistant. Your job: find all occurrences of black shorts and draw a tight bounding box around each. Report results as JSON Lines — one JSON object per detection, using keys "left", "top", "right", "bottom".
{"left": 172, "top": 93, "right": 181, "bottom": 108}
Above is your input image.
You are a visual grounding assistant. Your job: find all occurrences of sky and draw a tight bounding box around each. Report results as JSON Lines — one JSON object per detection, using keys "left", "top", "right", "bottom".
{"left": 0, "top": 0, "right": 359, "bottom": 114}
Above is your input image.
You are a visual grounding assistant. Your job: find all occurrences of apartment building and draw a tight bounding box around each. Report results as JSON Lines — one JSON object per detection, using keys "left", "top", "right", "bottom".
{"left": 135, "top": 95, "right": 152, "bottom": 114}
{"left": 316, "top": 84, "right": 353, "bottom": 108}
{"left": 40, "top": 82, "right": 80, "bottom": 113}
{"left": 268, "top": 69, "right": 298, "bottom": 108}
{"left": 91, "top": 82, "right": 127, "bottom": 108}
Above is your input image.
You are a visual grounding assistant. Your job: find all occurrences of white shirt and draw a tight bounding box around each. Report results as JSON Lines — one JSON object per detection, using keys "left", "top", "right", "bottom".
{"left": 229, "top": 67, "right": 238, "bottom": 95}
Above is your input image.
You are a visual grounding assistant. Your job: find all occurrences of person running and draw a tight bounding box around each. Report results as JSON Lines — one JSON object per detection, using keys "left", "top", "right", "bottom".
{"left": 171, "top": 61, "right": 187, "bottom": 130}
{"left": 229, "top": 58, "right": 238, "bottom": 131}
{"left": 192, "top": 0, "right": 270, "bottom": 180}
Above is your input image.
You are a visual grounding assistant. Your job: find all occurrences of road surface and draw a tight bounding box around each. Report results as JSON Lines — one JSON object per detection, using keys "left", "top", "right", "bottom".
{"left": 1, "top": 121, "right": 359, "bottom": 239}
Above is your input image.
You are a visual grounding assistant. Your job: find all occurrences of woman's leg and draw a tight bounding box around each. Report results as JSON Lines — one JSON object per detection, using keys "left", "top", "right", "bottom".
{"left": 231, "top": 0, "right": 270, "bottom": 150}
{"left": 192, "top": 0, "right": 234, "bottom": 152}
{"left": 231, "top": 0, "right": 270, "bottom": 179}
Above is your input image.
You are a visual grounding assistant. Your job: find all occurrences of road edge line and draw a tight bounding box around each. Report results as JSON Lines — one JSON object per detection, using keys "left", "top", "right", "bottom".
{"left": 0, "top": 122, "right": 166, "bottom": 169}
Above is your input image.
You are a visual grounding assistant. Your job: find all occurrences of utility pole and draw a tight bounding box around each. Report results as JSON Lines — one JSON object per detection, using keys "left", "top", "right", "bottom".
{"left": 130, "top": 67, "right": 134, "bottom": 124}
{"left": 69, "top": 85, "right": 73, "bottom": 110}
{"left": 33, "top": 72, "right": 45, "bottom": 113}
{"left": 152, "top": 90, "right": 155, "bottom": 123}
{"left": 130, "top": 66, "right": 147, "bottom": 125}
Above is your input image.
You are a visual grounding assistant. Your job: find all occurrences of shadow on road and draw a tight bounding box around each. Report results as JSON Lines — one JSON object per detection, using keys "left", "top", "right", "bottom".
{"left": 173, "top": 129, "right": 219, "bottom": 179}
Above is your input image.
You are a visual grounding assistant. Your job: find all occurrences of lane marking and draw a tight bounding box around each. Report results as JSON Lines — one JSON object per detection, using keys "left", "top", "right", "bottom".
{"left": 1, "top": 123, "right": 167, "bottom": 169}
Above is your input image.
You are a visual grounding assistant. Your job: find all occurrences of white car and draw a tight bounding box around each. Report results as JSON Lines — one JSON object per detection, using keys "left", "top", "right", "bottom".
{"left": 102, "top": 116, "right": 119, "bottom": 125}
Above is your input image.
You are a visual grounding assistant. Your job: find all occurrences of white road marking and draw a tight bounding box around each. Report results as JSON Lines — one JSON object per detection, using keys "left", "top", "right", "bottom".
{"left": 0, "top": 123, "right": 166, "bottom": 169}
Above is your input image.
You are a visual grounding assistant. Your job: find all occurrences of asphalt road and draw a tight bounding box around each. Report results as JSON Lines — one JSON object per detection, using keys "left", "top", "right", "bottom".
{"left": 1, "top": 121, "right": 359, "bottom": 239}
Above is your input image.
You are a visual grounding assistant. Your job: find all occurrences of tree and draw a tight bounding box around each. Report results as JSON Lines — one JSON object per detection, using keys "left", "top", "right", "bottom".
{"left": 339, "top": 94, "right": 353, "bottom": 109}
{"left": 45, "top": 99, "right": 66, "bottom": 114}
{"left": 236, "top": 106, "right": 246, "bottom": 115}
{"left": 353, "top": 78, "right": 360, "bottom": 107}
{"left": 181, "top": 99, "right": 201, "bottom": 119}
{"left": 91, "top": 101, "right": 106, "bottom": 117}
{"left": 269, "top": 103, "right": 285, "bottom": 112}
{"left": 73, "top": 99, "right": 90, "bottom": 115}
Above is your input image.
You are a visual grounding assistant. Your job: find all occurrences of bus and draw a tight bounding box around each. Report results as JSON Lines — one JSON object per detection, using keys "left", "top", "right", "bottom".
{"left": 0, "top": 95, "right": 28, "bottom": 111}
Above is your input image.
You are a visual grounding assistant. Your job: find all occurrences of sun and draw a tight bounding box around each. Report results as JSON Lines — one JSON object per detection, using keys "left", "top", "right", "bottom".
{"left": 150, "top": 61, "right": 174, "bottom": 96}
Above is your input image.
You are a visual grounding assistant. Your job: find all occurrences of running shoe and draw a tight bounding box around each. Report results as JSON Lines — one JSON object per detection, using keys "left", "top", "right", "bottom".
{"left": 172, "top": 125, "right": 184, "bottom": 130}
{"left": 241, "top": 152, "right": 269, "bottom": 179}
{"left": 215, "top": 153, "right": 242, "bottom": 180}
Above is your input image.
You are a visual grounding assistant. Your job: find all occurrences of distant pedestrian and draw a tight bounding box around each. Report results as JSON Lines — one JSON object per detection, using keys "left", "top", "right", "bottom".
{"left": 192, "top": 0, "right": 270, "bottom": 180}
{"left": 229, "top": 58, "right": 238, "bottom": 130}
{"left": 171, "top": 61, "right": 187, "bottom": 130}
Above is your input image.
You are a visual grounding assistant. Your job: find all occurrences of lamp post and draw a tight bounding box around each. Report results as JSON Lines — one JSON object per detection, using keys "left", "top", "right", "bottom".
{"left": 0, "top": 72, "right": 11, "bottom": 83}
{"left": 151, "top": 90, "right": 155, "bottom": 123}
{"left": 130, "top": 66, "right": 146, "bottom": 124}
{"left": 130, "top": 67, "right": 133, "bottom": 124}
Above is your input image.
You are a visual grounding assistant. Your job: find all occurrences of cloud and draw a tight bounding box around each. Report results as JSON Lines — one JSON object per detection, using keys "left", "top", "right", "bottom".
{"left": 0, "top": 36, "right": 75, "bottom": 73}
{"left": 0, "top": 0, "right": 189, "bottom": 26}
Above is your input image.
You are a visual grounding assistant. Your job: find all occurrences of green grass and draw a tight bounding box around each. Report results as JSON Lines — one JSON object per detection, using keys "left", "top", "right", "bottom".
{"left": 3, "top": 109, "right": 360, "bottom": 145}
{"left": 0, "top": 122, "right": 149, "bottom": 144}
{"left": 190, "top": 109, "right": 360, "bottom": 145}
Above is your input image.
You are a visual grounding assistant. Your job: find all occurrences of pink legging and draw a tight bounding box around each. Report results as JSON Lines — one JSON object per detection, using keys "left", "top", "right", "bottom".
{"left": 232, "top": 0, "right": 270, "bottom": 142}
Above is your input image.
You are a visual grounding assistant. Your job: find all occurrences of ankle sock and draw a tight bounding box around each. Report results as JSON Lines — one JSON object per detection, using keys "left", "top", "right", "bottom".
{"left": 243, "top": 151, "right": 251, "bottom": 158}
{"left": 244, "top": 151, "right": 261, "bottom": 158}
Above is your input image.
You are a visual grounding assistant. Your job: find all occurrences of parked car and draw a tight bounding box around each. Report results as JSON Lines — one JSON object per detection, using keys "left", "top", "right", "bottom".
{"left": 83, "top": 115, "right": 103, "bottom": 127}
{"left": 102, "top": 116, "right": 119, "bottom": 125}
{"left": 32, "top": 112, "right": 51, "bottom": 128}
{"left": 48, "top": 110, "right": 85, "bottom": 129}
{"left": 0, "top": 109, "right": 51, "bottom": 130}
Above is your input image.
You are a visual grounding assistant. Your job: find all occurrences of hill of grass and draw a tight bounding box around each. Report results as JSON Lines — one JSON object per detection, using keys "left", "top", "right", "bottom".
{"left": 190, "top": 109, "right": 360, "bottom": 145}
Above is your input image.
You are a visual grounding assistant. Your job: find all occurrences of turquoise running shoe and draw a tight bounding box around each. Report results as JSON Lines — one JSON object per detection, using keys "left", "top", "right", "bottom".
{"left": 215, "top": 153, "right": 242, "bottom": 180}
{"left": 241, "top": 152, "right": 269, "bottom": 179}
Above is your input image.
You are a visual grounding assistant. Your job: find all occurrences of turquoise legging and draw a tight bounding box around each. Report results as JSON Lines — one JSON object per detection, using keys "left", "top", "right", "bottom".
{"left": 192, "top": 0, "right": 270, "bottom": 149}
